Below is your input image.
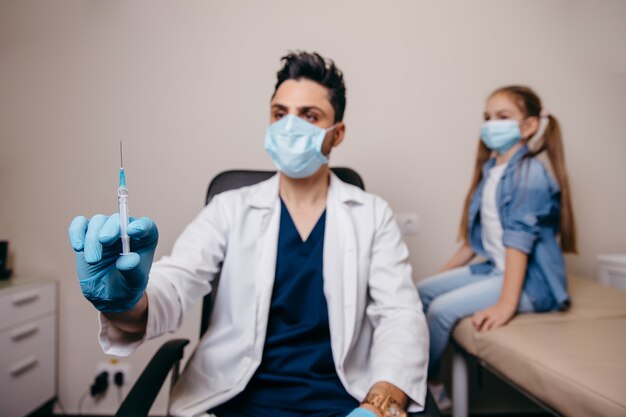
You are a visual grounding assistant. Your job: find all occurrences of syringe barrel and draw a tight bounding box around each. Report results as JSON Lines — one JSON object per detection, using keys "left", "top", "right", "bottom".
{"left": 118, "top": 187, "right": 130, "bottom": 254}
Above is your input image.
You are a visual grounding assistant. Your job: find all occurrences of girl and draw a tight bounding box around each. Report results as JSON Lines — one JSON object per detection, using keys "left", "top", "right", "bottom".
{"left": 417, "top": 86, "right": 577, "bottom": 409}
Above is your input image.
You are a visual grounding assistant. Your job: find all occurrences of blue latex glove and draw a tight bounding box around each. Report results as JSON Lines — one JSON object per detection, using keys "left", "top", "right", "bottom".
{"left": 68, "top": 213, "right": 158, "bottom": 312}
{"left": 346, "top": 407, "right": 378, "bottom": 417}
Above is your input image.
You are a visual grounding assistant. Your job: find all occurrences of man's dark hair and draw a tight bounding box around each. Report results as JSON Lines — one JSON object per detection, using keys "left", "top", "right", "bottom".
{"left": 273, "top": 51, "right": 346, "bottom": 122}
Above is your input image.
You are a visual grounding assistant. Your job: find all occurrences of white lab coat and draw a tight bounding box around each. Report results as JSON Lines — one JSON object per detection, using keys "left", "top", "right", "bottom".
{"left": 99, "top": 173, "right": 429, "bottom": 417}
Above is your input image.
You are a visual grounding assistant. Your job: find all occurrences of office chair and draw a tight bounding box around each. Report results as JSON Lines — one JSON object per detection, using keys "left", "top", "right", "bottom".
{"left": 114, "top": 168, "right": 440, "bottom": 417}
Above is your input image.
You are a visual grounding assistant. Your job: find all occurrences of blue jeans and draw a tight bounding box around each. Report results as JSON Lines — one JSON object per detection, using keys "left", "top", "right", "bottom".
{"left": 416, "top": 266, "right": 535, "bottom": 377}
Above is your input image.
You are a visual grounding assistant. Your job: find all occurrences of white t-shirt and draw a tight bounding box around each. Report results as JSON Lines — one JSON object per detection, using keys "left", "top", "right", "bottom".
{"left": 481, "top": 162, "right": 508, "bottom": 272}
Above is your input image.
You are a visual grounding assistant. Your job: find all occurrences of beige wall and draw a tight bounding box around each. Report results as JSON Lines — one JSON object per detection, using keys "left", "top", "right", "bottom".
{"left": 1, "top": 1, "right": 625, "bottom": 415}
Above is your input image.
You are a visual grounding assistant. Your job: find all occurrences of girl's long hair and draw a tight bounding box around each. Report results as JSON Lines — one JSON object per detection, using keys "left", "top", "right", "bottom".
{"left": 458, "top": 86, "right": 577, "bottom": 253}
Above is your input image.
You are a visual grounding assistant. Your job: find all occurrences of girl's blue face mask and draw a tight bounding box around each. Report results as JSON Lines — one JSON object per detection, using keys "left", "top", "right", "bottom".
{"left": 480, "top": 120, "right": 522, "bottom": 154}
{"left": 264, "top": 114, "right": 336, "bottom": 179}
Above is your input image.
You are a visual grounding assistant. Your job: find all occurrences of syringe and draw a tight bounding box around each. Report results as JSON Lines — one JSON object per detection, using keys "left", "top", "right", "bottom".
{"left": 118, "top": 141, "right": 131, "bottom": 255}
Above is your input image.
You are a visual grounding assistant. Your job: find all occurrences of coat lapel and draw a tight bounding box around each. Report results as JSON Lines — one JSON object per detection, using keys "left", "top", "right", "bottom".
{"left": 324, "top": 173, "right": 363, "bottom": 363}
{"left": 246, "top": 175, "right": 281, "bottom": 338}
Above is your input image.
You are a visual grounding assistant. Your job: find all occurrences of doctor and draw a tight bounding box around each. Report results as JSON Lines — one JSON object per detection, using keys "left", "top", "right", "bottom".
{"left": 69, "top": 51, "right": 428, "bottom": 417}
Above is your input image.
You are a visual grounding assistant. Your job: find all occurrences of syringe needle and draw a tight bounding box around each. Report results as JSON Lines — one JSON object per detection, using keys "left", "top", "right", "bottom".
{"left": 118, "top": 141, "right": 130, "bottom": 255}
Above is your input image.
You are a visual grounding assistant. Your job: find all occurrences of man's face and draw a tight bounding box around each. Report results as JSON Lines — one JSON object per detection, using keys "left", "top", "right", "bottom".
{"left": 270, "top": 79, "right": 345, "bottom": 155}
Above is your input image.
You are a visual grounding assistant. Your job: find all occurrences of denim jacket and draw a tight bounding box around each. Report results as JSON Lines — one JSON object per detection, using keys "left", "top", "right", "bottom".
{"left": 468, "top": 145, "right": 569, "bottom": 311}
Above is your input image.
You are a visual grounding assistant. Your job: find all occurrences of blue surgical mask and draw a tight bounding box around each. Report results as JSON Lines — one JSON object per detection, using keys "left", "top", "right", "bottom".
{"left": 264, "top": 114, "right": 336, "bottom": 179}
{"left": 480, "top": 120, "right": 522, "bottom": 154}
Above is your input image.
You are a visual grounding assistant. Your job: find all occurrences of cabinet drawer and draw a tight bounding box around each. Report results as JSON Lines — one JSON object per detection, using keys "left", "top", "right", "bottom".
{"left": 0, "top": 343, "right": 55, "bottom": 417}
{"left": 0, "top": 282, "right": 55, "bottom": 329}
{"left": 0, "top": 314, "right": 55, "bottom": 366}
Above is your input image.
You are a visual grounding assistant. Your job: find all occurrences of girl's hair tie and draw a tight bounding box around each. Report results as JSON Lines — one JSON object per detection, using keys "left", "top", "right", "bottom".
{"left": 540, "top": 110, "right": 551, "bottom": 118}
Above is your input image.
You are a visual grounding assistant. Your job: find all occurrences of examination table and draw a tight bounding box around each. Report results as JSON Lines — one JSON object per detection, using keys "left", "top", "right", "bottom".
{"left": 451, "top": 275, "right": 626, "bottom": 417}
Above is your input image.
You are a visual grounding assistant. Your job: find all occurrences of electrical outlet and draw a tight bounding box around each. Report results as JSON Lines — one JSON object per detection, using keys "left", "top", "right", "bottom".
{"left": 97, "top": 359, "right": 130, "bottom": 387}
{"left": 395, "top": 212, "right": 419, "bottom": 236}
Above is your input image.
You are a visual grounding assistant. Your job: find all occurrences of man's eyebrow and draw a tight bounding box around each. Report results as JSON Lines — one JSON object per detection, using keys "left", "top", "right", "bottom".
{"left": 298, "top": 106, "right": 326, "bottom": 115}
{"left": 271, "top": 104, "right": 328, "bottom": 116}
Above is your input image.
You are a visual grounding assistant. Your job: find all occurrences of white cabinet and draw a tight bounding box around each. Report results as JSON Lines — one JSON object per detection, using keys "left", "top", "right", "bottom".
{"left": 0, "top": 278, "right": 57, "bottom": 417}
{"left": 598, "top": 254, "right": 626, "bottom": 291}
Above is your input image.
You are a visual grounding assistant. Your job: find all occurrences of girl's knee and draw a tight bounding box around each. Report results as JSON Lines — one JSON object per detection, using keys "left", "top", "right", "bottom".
{"left": 416, "top": 278, "right": 438, "bottom": 303}
{"left": 427, "top": 297, "right": 463, "bottom": 330}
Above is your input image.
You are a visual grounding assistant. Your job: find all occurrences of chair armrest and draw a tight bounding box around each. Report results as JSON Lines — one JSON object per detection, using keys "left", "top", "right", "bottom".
{"left": 115, "top": 338, "right": 190, "bottom": 417}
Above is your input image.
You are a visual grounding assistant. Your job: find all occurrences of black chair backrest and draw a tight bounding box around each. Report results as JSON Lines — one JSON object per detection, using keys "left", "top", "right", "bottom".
{"left": 205, "top": 167, "right": 365, "bottom": 206}
{"left": 200, "top": 167, "right": 365, "bottom": 337}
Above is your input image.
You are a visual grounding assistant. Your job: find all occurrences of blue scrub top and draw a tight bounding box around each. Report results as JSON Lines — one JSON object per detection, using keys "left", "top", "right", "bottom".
{"left": 210, "top": 199, "right": 358, "bottom": 417}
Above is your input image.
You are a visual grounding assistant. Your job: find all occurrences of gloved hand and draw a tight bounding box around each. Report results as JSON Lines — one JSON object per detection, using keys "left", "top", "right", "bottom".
{"left": 345, "top": 407, "right": 379, "bottom": 417}
{"left": 68, "top": 213, "right": 158, "bottom": 312}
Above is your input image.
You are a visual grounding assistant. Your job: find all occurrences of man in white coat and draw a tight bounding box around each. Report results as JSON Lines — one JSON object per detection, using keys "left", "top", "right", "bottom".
{"left": 69, "top": 51, "right": 429, "bottom": 417}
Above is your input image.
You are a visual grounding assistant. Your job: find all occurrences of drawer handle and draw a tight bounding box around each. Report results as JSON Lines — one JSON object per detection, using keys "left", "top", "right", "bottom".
{"left": 11, "top": 291, "right": 40, "bottom": 306}
{"left": 11, "top": 324, "right": 39, "bottom": 341}
{"left": 9, "top": 356, "right": 39, "bottom": 377}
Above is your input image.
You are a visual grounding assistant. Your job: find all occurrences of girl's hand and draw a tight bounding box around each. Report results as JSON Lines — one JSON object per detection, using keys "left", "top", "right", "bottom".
{"left": 472, "top": 302, "right": 516, "bottom": 331}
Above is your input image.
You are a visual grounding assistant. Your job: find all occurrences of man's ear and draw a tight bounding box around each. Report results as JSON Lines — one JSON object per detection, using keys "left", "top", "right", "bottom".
{"left": 521, "top": 116, "right": 540, "bottom": 140}
{"left": 322, "top": 122, "right": 346, "bottom": 156}
{"left": 331, "top": 122, "right": 346, "bottom": 148}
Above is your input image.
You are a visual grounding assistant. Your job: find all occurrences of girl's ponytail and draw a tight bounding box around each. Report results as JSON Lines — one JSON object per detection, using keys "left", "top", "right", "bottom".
{"left": 527, "top": 114, "right": 578, "bottom": 253}
{"left": 458, "top": 141, "right": 490, "bottom": 242}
